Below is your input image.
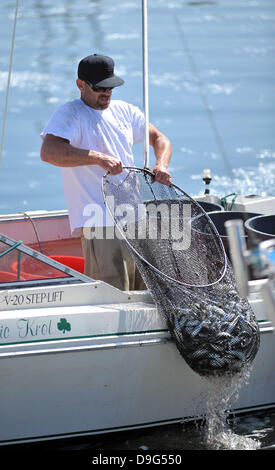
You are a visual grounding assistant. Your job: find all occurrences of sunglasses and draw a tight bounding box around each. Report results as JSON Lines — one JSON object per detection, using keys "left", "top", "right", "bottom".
{"left": 86, "top": 82, "right": 114, "bottom": 93}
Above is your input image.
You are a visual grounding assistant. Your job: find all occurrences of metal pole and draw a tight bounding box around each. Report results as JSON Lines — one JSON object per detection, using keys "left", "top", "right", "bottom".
{"left": 142, "top": 0, "right": 150, "bottom": 170}
{"left": 225, "top": 219, "right": 249, "bottom": 298}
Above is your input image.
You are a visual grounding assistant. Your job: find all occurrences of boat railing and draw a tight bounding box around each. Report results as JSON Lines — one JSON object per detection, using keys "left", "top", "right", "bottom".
{"left": 0, "top": 233, "right": 92, "bottom": 289}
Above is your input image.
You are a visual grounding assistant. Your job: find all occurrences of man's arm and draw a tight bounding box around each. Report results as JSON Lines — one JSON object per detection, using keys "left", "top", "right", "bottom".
{"left": 149, "top": 123, "right": 172, "bottom": 185}
{"left": 40, "top": 134, "right": 122, "bottom": 174}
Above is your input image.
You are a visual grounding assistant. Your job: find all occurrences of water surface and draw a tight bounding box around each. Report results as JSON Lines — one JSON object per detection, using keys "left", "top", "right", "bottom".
{"left": 0, "top": 0, "right": 274, "bottom": 213}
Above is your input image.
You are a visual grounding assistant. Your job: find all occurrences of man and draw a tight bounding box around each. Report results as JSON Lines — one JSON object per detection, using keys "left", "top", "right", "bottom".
{"left": 41, "top": 53, "right": 172, "bottom": 290}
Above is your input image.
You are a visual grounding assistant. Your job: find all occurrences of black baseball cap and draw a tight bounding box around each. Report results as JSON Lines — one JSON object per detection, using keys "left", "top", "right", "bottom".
{"left": 78, "top": 54, "right": 124, "bottom": 88}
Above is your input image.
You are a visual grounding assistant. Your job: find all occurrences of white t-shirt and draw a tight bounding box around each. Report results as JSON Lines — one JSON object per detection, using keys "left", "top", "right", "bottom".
{"left": 41, "top": 99, "right": 145, "bottom": 231}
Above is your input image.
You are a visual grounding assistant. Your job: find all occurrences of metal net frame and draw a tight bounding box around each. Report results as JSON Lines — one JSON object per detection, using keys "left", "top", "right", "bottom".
{"left": 102, "top": 168, "right": 260, "bottom": 377}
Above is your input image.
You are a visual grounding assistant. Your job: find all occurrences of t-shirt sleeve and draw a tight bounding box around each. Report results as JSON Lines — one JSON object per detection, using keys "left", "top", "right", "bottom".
{"left": 41, "top": 102, "right": 78, "bottom": 144}
{"left": 130, "top": 104, "right": 145, "bottom": 144}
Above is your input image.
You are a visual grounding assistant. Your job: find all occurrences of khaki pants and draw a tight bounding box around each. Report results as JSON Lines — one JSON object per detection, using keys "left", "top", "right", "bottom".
{"left": 81, "top": 227, "right": 146, "bottom": 291}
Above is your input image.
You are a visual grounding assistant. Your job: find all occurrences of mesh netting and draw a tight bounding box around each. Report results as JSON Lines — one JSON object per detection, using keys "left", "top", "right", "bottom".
{"left": 102, "top": 168, "right": 260, "bottom": 377}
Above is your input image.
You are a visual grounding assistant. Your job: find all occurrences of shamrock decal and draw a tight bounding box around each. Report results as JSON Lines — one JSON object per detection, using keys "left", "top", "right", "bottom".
{"left": 57, "top": 318, "right": 71, "bottom": 334}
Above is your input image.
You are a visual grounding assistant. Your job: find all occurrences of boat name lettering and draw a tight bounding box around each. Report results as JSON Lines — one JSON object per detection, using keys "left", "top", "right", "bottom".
{"left": 0, "top": 316, "right": 72, "bottom": 342}
{"left": 17, "top": 318, "right": 53, "bottom": 338}
{"left": 2, "top": 290, "right": 64, "bottom": 307}
{"left": 0, "top": 325, "right": 10, "bottom": 339}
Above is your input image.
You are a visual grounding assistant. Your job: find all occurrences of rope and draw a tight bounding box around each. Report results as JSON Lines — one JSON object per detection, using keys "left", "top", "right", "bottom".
{"left": 20, "top": 211, "right": 46, "bottom": 253}
{"left": 220, "top": 192, "right": 238, "bottom": 210}
{"left": 0, "top": 0, "right": 19, "bottom": 167}
{"left": 172, "top": 14, "right": 235, "bottom": 184}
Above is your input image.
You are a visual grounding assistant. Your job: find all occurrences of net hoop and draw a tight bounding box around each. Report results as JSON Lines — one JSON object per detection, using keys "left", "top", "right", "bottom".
{"left": 102, "top": 167, "right": 228, "bottom": 288}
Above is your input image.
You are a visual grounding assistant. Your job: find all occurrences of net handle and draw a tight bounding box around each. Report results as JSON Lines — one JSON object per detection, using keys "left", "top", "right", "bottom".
{"left": 123, "top": 166, "right": 154, "bottom": 177}
{"left": 102, "top": 167, "right": 156, "bottom": 188}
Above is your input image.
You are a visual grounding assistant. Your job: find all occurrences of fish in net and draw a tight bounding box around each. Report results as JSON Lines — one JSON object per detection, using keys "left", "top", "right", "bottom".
{"left": 102, "top": 168, "right": 260, "bottom": 377}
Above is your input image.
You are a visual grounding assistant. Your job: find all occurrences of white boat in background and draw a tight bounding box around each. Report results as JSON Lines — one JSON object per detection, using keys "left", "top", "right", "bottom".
{"left": 0, "top": 189, "right": 274, "bottom": 446}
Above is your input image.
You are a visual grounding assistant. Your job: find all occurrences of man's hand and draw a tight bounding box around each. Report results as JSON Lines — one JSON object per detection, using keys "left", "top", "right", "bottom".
{"left": 96, "top": 153, "right": 123, "bottom": 174}
{"left": 151, "top": 164, "right": 172, "bottom": 186}
{"left": 149, "top": 124, "right": 172, "bottom": 186}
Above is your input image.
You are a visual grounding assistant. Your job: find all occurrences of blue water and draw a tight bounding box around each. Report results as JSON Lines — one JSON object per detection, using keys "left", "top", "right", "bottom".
{"left": 0, "top": 0, "right": 275, "bottom": 452}
{"left": 0, "top": 0, "right": 275, "bottom": 215}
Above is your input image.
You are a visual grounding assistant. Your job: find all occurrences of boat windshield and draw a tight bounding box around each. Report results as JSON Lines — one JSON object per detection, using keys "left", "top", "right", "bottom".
{"left": 0, "top": 234, "right": 91, "bottom": 288}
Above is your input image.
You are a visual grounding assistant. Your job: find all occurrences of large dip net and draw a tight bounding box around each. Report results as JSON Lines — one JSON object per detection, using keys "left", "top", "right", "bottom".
{"left": 102, "top": 168, "right": 260, "bottom": 377}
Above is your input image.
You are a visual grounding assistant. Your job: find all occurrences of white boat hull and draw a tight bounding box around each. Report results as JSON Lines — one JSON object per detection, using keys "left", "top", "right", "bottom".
{"left": 0, "top": 210, "right": 274, "bottom": 445}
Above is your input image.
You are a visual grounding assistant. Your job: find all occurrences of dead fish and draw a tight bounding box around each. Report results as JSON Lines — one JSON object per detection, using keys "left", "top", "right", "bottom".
{"left": 224, "top": 315, "right": 241, "bottom": 335}
{"left": 189, "top": 348, "right": 210, "bottom": 360}
{"left": 207, "top": 354, "right": 225, "bottom": 368}
{"left": 208, "top": 305, "right": 226, "bottom": 317}
{"left": 229, "top": 349, "right": 246, "bottom": 361}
